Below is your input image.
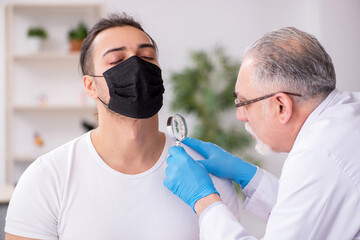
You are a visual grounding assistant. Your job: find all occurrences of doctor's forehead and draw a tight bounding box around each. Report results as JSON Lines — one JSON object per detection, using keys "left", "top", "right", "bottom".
{"left": 235, "top": 56, "right": 257, "bottom": 97}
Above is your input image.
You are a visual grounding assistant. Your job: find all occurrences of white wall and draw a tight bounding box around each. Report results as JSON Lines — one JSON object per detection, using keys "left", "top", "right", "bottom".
{"left": 0, "top": 0, "right": 359, "bottom": 237}
{"left": 0, "top": 3, "right": 5, "bottom": 187}
{"left": 320, "top": 0, "right": 360, "bottom": 91}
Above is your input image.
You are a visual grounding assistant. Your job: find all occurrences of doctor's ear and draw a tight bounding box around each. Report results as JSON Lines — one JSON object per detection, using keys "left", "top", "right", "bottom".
{"left": 83, "top": 75, "right": 98, "bottom": 100}
{"left": 274, "top": 93, "right": 293, "bottom": 124}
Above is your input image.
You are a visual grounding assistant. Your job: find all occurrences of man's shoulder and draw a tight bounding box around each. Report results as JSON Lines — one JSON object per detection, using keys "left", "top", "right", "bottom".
{"left": 27, "top": 131, "right": 91, "bottom": 177}
{"left": 13, "top": 132, "right": 92, "bottom": 201}
{"left": 4, "top": 134, "right": 92, "bottom": 240}
{"left": 40, "top": 131, "right": 90, "bottom": 161}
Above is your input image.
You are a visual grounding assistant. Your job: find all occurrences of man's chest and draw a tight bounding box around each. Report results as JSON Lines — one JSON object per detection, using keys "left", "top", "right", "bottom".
{"left": 56, "top": 175, "right": 200, "bottom": 239}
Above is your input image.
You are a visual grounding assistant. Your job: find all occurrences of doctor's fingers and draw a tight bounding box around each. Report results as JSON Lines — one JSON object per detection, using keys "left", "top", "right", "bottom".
{"left": 168, "top": 145, "right": 187, "bottom": 156}
{"left": 164, "top": 164, "right": 175, "bottom": 180}
{"left": 183, "top": 137, "right": 216, "bottom": 159}
{"left": 163, "top": 174, "right": 176, "bottom": 191}
{"left": 164, "top": 157, "right": 186, "bottom": 185}
{"left": 168, "top": 147, "right": 194, "bottom": 165}
{"left": 166, "top": 153, "right": 194, "bottom": 172}
{"left": 197, "top": 159, "right": 213, "bottom": 173}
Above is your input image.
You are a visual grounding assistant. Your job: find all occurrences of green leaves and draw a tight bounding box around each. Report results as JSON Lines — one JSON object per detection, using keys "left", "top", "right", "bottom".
{"left": 170, "top": 46, "right": 253, "bottom": 153}
{"left": 27, "top": 27, "right": 47, "bottom": 39}
{"left": 68, "top": 23, "right": 88, "bottom": 40}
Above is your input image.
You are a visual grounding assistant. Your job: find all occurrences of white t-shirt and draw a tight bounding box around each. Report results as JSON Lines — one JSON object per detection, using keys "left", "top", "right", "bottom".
{"left": 6, "top": 132, "right": 239, "bottom": 240}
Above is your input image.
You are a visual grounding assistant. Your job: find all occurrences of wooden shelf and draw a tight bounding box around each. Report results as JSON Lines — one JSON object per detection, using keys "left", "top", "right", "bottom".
{"left": 13, "top": 155, "right": 36, "bottom": 163}
{"left": 5, "top": 3, "right": 104, "bottom": 184}
{"left": 13, "top": 105, "right": 96, "bottom": 112}
{"left": 10, "top": 3, "right": 103, "bottom": 10}
{"left": 13, "top": 52, "right": 80, "bottom": 60}
{"left": 0, "top": 184, "right": 15, "bottom": 204}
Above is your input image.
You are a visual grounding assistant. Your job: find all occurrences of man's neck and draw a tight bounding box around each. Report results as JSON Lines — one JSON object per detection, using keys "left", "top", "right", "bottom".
{"left": 286, "top": 100, "right": 322, "bottom": 152}
{"left": 91, "top": 113, "right": 165, "bottom": 174}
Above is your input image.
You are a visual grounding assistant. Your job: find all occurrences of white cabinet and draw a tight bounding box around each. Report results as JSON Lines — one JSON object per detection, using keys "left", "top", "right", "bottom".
{"left": 5, "top": 4, "right": 105, "bottom": 184}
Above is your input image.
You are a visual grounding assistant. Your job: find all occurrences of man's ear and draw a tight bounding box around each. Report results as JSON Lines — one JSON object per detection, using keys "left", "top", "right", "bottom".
{"left": 83, "top": 75, "right": 98, "bottom": 100}
{"left": 274, "top": 93, "right": 293, "bottom": 124}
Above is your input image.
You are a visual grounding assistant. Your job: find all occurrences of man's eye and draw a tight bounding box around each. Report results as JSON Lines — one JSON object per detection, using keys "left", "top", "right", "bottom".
{"left": 110, "top": 59, "right": 124, "bottom": 65}
{"left": 141, "top": 56, "right": 154, "bottom": 60}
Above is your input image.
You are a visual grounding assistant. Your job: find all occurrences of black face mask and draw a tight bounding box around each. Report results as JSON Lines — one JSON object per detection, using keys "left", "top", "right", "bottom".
{"left": 93, "top": 56, "right": 165, "bottom": 119}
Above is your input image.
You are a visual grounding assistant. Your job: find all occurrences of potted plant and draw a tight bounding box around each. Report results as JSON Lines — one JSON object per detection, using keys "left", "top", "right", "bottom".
{"left": 68, "top": 23, "right": 88, "bottom": 52}
{"left": 27, "top": 27, "right": 47, "bottom": 53}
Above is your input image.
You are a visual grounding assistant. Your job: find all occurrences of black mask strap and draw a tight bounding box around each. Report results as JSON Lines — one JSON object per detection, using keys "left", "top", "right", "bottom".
{"left": 98, "top": 97, "right": 109, "bottom": 107}
{"left": 90, "top": 75, "right": 108, "bottom": 107}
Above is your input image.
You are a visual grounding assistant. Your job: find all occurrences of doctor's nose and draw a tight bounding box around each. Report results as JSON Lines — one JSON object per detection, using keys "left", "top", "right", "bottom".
{"left": 236, "top": 107, "right": 248, "bottom": 122}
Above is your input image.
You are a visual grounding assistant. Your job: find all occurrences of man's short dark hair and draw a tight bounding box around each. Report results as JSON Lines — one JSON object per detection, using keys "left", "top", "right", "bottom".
{"left": 80, "top": 13, "right": 158, "bottom": 75}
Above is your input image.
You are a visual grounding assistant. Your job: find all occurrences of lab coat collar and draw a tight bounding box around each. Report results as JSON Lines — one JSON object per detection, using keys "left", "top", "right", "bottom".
{"left": 292, "top": 89, "right": 340, "bottom": 149}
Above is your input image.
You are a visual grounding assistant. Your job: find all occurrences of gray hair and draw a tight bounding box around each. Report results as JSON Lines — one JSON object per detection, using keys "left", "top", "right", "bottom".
{"left": 245, "top": 27, "right": 336, "bottom": 102}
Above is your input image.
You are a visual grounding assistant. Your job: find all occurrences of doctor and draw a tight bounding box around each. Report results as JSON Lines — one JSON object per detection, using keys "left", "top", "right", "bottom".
{"left": 164, "top": 27, "right": 360, "bottom": 239}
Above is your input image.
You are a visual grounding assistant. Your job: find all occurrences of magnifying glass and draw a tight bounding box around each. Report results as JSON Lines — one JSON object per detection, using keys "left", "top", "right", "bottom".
{"left": 167, "top": 114, "right": 188, "bottom": 147}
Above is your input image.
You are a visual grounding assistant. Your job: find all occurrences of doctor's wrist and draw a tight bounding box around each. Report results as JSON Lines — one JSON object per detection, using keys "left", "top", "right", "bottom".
{"left": 194, "top": 193, "right": 221, "bottom": 216}
{"left": 234, "top": 163, "right": 258, "bottom": 189}
{"left": 242, "top": 167, "right": 263, "bottom": 198}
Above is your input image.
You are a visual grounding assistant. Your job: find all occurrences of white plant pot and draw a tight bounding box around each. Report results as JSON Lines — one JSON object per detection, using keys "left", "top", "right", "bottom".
{"left": 27, "top": 37, "right": 43, "bottom": 53}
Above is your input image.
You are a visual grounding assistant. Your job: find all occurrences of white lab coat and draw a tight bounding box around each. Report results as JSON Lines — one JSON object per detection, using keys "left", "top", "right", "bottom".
{"left": 199, "top": 90, "right": 360, "bottom": 240}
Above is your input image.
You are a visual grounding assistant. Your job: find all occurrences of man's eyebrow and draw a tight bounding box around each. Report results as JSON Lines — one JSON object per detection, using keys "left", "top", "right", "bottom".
{"left": 138, "top": 43, "right": 155, "bottom": 50}
{"left": 102, "top": 44, "right": 155, "bottom": 57}
{"left": 102, "top": 47, "right": 126, "bottom": 57}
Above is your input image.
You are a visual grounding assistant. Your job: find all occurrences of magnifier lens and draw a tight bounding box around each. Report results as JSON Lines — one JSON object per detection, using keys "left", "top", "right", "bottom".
{"left": 167, "top": 114, "right": 188, "bottom": 143}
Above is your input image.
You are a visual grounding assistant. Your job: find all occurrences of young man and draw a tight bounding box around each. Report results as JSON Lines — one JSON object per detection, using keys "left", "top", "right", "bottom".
{"left": 5, "top": 13, "right": 239, "bottom": 240}
{"left": 164, "top": 27, "right": 360, "bottom": 239}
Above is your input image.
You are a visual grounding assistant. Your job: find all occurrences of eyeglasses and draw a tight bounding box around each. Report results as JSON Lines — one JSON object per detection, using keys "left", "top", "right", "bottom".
{"left": 234, "top": 91, "right": 302, "bottom": 108}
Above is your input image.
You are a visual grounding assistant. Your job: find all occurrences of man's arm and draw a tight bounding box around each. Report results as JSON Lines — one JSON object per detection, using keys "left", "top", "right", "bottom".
{"left": 5, "top": 156, "right": 59, "bottom": 239}
{"left": 6, "top": 233, "right": 37, "bottom": 240}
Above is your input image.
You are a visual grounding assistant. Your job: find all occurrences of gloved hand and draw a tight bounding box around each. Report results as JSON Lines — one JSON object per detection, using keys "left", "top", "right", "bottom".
{"left": 183, "top": 137, "right": 257, "bottom": 189}
{"left": 164, "top": 146, "right": 219, "bottom": 212}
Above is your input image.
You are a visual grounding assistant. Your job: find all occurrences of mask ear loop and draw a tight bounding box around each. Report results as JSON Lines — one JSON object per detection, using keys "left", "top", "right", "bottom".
{"left": 97, "top": 97, "right": 109, "bottom": 107}
{"left": 89, "top": 75, "right": 110, "bottom": 108}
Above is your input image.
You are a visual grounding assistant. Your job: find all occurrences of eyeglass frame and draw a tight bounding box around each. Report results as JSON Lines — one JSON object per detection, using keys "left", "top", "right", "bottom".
{"left": 233, "top": 91, "right": 302, "bottom": 108}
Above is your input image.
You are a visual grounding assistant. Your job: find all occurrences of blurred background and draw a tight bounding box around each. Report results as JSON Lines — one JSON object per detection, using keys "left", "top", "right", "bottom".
{"left": 0, "top": 0, "right": 359, "bottom": 238}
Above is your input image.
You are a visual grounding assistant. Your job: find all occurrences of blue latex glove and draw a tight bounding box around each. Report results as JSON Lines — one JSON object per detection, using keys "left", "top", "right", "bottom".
{"left": 164, "top": 146, "right": 219, "bottom": 211}
{"left": 183, "top": 137, "right": 257, "bottom": 189}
